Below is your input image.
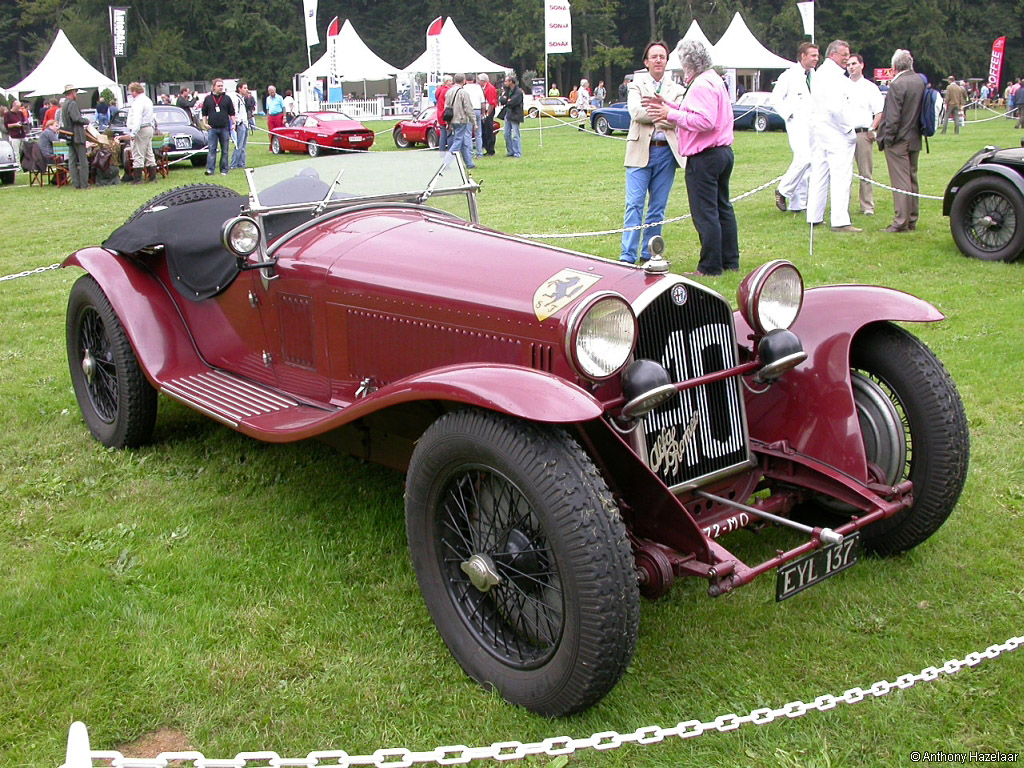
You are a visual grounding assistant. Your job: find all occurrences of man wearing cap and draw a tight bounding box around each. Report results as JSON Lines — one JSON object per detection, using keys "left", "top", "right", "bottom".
{"left": 127, "top": 82, "right": 157, "bottom": 183}
{"left": 61, "top": 84, "right": 90, "bottom": 189}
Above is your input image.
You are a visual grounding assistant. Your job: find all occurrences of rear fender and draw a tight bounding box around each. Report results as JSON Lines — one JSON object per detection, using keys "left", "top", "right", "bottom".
{"left": 738, "top": 285, "right": 944, "bottom": 480}
{"left": 943, "top": 164, "right": 1024, "bottom": 215}
{"left": 62, "top": 248, "right": 205, "bottom": 383}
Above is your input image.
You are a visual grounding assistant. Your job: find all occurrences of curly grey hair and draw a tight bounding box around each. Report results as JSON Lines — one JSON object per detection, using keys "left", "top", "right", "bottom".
{"left": 892, "top": 49, "right": 914, "bottom": 72}
{"left": 675, "top": 40, "right": 713, "bottom": 77}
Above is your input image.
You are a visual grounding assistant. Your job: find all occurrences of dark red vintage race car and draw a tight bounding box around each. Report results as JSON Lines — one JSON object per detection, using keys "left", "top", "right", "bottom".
{"left": 63, "top": 151, "right": 969, "bottom": 717}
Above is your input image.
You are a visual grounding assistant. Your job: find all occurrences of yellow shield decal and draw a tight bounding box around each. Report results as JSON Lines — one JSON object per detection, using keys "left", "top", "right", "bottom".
{"left": 533, "top": 269, "right": 602, "bottom": 321}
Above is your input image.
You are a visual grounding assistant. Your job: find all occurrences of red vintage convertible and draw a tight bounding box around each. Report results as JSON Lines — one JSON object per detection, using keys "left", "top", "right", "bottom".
{"left": 269, "top": 110, "right": 375, "bottom": 156}
{"left": 63, "top": 151, "right": 969, "bottom": 717}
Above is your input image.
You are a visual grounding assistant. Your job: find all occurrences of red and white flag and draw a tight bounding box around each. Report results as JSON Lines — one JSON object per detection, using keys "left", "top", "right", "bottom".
{"left": 427, "top": 16, "right": 443, "bottom": 84}
{"left": 327, "top": 16, "right": 340, "bottom": 86}
{"left": 545, "top": 1, "right": 572, "bottom": 54}
{"left": 989, "top": 36, "right": 1006, "bottom": 91}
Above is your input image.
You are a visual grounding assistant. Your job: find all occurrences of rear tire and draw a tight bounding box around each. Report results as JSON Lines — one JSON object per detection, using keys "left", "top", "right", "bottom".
{"left": 405, "top": 410, "right": 639, "bottom": 716}
{"left": 66, "top": 275, "right": 157, "bottom": 448}
{"left": 426, "top": 128, "right": 439, "bottom": 149}
{"left": 754, "top": 113, "right": 769, "bottom": 132}
{"left": 594, "top": 116, "right": 611, "bottom": 136}
{"left": 949, "top": 175, "right": 1024, "bottom": 261}
{"left": 307, "top": 140, "right": 321, "bottom": 157}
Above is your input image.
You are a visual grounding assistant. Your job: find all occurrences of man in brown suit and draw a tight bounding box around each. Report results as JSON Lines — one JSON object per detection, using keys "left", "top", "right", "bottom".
{"left": 878, "top": 49, "right": 925, "bottom": 232}
{"left": 941, "top": 76, "right": 967, "bottom": 134}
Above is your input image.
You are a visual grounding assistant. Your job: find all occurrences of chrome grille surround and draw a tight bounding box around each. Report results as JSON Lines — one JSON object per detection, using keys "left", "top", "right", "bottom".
{"left": 630, "top": 278, "right": 753, "bottom": 491}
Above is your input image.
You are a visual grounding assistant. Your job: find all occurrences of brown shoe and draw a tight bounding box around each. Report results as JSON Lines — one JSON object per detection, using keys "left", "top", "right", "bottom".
{"left": 831, "top": 225, "right": 862, "bottom": 232}
{"left": 882, "top": 225, "right": 909, "bottom": 233}
{"left": 775, "top": 189, "right": 787, "bottom": 212}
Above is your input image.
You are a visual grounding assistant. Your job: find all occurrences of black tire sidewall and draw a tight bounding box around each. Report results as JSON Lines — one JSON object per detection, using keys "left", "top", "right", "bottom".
{"left": 595, "top": 117, "right": 610, "bottom": 135}
{"left": 125, "top": 183, "right": 240, "bottom": 225}
{"left": 950, "top": 175, "right": 1024, "bottom": 262}
{"left": 405, "top": 410, "right": 638, "bottom": 716}
{"left": 755, "top": 114, "right": 768, "bottom": 132}
{"left": 66, "top": 275, "right": 157, "bottom": 448}
{"left": 393, "top": 127, "right": 409, "bottom": 148}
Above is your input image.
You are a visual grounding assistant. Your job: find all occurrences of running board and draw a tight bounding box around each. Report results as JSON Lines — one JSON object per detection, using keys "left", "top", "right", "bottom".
{"left": 161, "top": 370, "right": 340, "bottom": 436}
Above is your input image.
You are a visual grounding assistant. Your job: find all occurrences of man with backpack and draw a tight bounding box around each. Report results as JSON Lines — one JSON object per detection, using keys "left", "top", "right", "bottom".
{"left": 877, "top": 49, "right": 925, "bottom": 233}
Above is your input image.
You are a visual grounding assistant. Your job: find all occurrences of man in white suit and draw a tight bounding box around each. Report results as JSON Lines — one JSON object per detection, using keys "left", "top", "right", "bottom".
{"left": 771, "top": 42, "right": 818, "bottom": 213}
{"left": 619, "top": 41, "right": 687, "bottom": 264}
{"left": 806, "top": 39, "right": 860, "bottom": 232}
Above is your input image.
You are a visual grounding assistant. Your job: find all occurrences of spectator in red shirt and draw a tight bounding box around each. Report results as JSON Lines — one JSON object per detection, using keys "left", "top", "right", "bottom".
{"left": 479, "top": 73, "right": 499, "bottom": 155}
{"left": 435, "top": 75, "right": 453, "bottom": 152}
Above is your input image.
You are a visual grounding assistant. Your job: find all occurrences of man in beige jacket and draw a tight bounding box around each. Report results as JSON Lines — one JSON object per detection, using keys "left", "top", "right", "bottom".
{"left": 619, "top": 41, "right": 686, "bottom": 263}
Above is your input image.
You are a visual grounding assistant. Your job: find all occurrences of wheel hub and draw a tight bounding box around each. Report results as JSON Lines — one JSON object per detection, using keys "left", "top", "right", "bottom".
{"left": 460, "top": 553, "right": 502, "bottom": 593}
{"left": 81, "top": 348, "right": 95, "bottom": 384}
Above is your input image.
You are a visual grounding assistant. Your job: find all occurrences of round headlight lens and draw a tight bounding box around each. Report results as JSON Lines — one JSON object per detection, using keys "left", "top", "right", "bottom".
{"left": 739, "top": 260, "right": 804, "bottom": 334}
{"left": 222, "top": 217, "right": 261, "bottom": 256}
{"left": 570, "top": 295, "right": 636, "bottom": 380}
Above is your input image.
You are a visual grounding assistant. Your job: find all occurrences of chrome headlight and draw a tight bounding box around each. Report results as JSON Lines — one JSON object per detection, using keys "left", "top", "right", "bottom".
{"left": 566, "top": 293, "right": 636, "bottom": 380}
{"left": 737, "top": 260, "right": 804, "bottom": 335}
{"left": 221, "top": 216, "right": 261, "bottom": 257}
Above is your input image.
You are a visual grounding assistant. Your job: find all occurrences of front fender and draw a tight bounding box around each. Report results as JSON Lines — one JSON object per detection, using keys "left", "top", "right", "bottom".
{"left": 738, "top": 285, "right": 944, "bottom": 480}
{"left": 347, "top": 364, "right": 606, "bottom": 425}
{"left": 943, "top": 163, "right": 1024, "bottom": 215}
{"left": 62, "top": 248, "right": 205, "bottom": 384}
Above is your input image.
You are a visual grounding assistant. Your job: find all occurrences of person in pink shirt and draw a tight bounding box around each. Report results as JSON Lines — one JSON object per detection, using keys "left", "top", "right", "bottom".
{"left": 645, "top": 40, "right": 738, "bottom": 276}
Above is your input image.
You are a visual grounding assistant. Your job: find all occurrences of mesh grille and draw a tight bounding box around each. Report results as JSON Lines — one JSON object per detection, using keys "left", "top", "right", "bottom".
{"left": 635, "top": 283, "right": 749, "bottom": 488}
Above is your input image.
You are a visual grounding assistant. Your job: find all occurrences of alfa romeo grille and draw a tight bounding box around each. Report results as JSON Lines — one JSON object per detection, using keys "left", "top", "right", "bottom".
{"left": 634, "top": 282, "right": 750, "bottom": 489}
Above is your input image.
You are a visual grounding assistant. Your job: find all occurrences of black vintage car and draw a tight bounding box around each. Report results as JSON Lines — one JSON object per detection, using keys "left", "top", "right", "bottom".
{"left": 108, "top": 104, "right": 208, "bottom": 167}
{"left": 944, "top": 144, "right": 1024, "bottom": 262}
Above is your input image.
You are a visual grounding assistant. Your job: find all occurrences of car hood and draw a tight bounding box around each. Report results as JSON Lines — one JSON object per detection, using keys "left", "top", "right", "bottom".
{"left": 273, "top": 207, "right": 664, "bottom": 327}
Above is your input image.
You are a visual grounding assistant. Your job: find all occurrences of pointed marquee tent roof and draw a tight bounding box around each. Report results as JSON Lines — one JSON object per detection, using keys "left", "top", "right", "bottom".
{"left": 9, "top": 29, "right": 118, "bottom": 96}
{"left": 301, "top": 18, "right": 400, "bottom": 82}
{"left": 401, "top": 17, "right": 510, "bottom": 75}
{"left": 667, "top": 19, "right": 715, "bottom": 71}
{"left": 710, "top": 13, "right": 795, "bottom": 70}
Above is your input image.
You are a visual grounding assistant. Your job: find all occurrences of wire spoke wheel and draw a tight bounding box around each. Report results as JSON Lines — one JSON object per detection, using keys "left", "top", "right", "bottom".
{"left": 406, "top": 410, "right": 639, "bottom": 716}
{"left": 950, "top": 175, "right": 1024, "bottom": 261}
{"left": 77, "top": 307, "right": 118, "bottom": 423}
{"left": 964, "top": 190, "right": 1015, "bottom": 250}
{"left": 438, "top": 466, "right": 563, "bottom": 667}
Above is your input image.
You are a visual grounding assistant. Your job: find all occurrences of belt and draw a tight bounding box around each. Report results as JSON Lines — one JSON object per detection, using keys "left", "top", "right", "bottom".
{"left": 854, "top": 127, "right": 870, "bottom": 133}
{"left": 650, "top": 139, "right": 670, "bottom": 147}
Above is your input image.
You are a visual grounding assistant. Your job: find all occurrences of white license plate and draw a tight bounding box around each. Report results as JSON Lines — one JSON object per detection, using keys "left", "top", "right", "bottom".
{"left": 776, "top": 533, "right": 860, "bottom": 601}
{"left": 173, "top": 135, "right": 191, "bottom": 150}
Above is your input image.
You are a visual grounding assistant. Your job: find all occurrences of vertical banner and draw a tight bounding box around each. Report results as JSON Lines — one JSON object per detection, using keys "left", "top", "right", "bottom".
{"left": 545, "top": 1, "right": 572, "bottom": 54}
{"left": 109, "top": 6, "right": 128, "bottom": 58}
{"left": 303, "top": 0, "right": 319, "bottom": 48}
{"left": 796, "top": 1, "right": 814, "bottom": 39}
{"left": 989, "top": 36, "right": 1006, "bottom": 91}
{"left": 426, "top": 16, "right": 443, "bottom": 90}
{"left": 327, "top": 16, "right": 340, "bottom": 88}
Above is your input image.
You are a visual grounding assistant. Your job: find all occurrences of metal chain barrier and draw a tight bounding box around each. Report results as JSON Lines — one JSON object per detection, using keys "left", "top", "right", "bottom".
{"left": 60, "top": 634, "right": 1021, "bottom": 768}
{"left": 0, "top": 263, "right": 61, "bottom": 282}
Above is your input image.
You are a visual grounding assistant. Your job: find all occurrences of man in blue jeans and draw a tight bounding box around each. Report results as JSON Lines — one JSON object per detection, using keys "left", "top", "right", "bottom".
{"left": 229, "top": 83, "right": 251, "bottom": 169}
{"left": 445, "top": 73, "right": 475, "bottom": 169}
{"left": 201, "top": 78, "right": 235, "bottom": 175}
{"left": 619, "top": 42, "right": 687, "bottom": 264}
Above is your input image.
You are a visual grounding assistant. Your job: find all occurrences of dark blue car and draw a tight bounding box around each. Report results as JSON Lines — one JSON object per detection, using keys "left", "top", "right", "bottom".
{"left": 590, "top": 102, "right": 631, "bottom": 135}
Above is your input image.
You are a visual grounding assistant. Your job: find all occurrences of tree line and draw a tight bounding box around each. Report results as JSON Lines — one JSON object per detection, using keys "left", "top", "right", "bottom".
{"left": 3, "top": 0, "right": 1023, "bottom": 97}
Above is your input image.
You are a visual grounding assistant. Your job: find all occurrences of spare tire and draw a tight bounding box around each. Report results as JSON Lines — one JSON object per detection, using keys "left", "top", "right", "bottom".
{"left": 126, "top": 183, "right": 241, "bottom": 225}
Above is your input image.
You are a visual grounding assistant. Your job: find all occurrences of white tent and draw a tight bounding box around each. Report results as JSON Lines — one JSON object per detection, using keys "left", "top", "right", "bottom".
{"left": 710, "top": 13, "right": 795, "bottom": 70}
{"left": 401, "top": 17, "right": 510, "bottom": 75}
{"left": 8, "top": 29, "right": 118, "bottom": 97}
{"left": 667, "top": 20, "right": 715, "bottom": 71}
{"left": 301, "top": 19, "right": 400, "bottom": 82}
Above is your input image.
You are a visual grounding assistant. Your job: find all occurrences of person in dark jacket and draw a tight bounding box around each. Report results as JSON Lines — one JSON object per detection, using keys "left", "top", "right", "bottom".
{"left": 500, "top": 75, "right": 524, "bottom": 158}
{"left": 877, "top": 49, "right": 925, "bottom": 232}
{"left": 61, "top": 84, "right": 90, "bottom": 189}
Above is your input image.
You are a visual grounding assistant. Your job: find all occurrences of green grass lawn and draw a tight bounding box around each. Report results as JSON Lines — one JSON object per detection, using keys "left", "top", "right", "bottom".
{"left": 1, "top": 111, "right": 1022, "bottom": 767}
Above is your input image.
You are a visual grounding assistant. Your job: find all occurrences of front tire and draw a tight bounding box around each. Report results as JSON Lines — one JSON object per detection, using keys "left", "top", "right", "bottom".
{"left": 271, "top": 136, "right": 282, "bottom": 154}
{"left": 66, "top": 275, "right": 157, "bottom": 448}
{"left": 569, "top": 107, "right": 579, "bottom": 119}
{"left": 405, "top": 410, "right": 640, "bottom": 717}
{"left": 594, "top": 116, "right": 611, "bottom": 136}
{"left": 393, "top": 127, "right": 411, "bottom": 149}
{"left": 949, "top": 175, "right": 1024, "bottom": 261}
{"left": 849, "top": 323, "right": 969, "bottom": 555}
{"left": 426, "top": 128, "right": 439, "bottom": 149}
{"left": 527, "top": 107, "right": 539, "bottom": 119}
